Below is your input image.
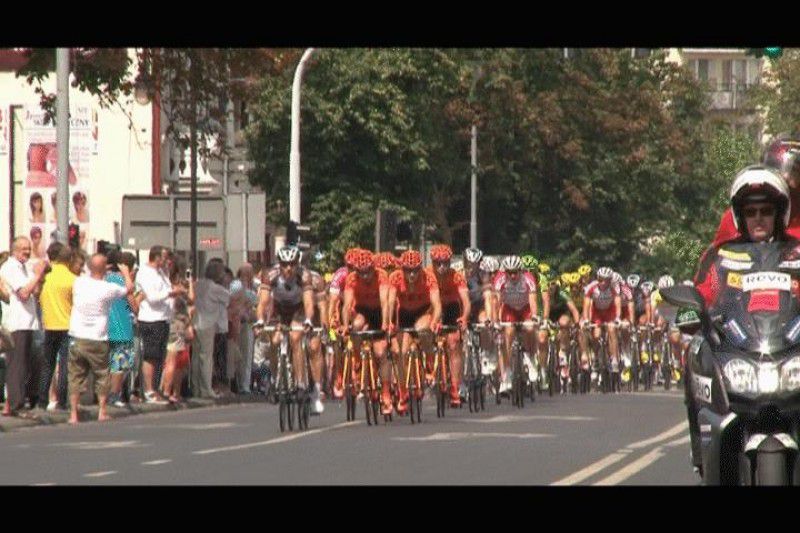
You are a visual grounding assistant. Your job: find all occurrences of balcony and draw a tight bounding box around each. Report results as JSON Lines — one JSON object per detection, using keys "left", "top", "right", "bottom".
{"left": 701, "top": 80, "right": 758, "bottom": 111}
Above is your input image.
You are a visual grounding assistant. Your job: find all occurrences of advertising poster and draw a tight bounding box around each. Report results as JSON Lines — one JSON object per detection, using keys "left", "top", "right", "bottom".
{"left": 21, "top": 103, "right": 95, "bottom": 256}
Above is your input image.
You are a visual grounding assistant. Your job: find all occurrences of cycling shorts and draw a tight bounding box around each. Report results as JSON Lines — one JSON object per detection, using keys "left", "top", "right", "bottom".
{"left": 501, "top": 305, "right": 533, "bottom": 323}
{"left": 399, "top": 307, "right": 430, "bottom": 329}
{"left": 590, "top": 305, "right": 616, "bottom": 325}
{"left": 442, "top": 302, "right": 461, "bottom": 326}
{"left": 355, "top": 306, "right": 382, "bottom": 331}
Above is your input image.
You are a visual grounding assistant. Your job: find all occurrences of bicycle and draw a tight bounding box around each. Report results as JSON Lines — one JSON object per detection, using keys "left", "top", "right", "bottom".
{"left": 464, "top": 323, "right": 490, "bottom": 412}
{"left": 497, "top": 320, "right": 538, "bottom": 408}
{"left": 629, "top": 324, "right": 641, "bottom": 392}
{"left": 397, "top": 327, "right": 427, "bottom": 424}
{"left": 640, "top": 323, "right": 654, "bottom": 391}
{"left": 349, "top": 329, "right": 387, "bottom": 426}
{"left": 431, "top": 325, "right": 459, "bottom": 418}
{"left": 259, "top": 324, "right": 322, "bottom": 433}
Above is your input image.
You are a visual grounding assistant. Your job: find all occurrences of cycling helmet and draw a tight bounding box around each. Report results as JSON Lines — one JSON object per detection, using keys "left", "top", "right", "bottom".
{"left": 451, "top": 260, "right": 464, "bottom": 273}
{"left": 324, "top": 272, "right": 333, "bottom": 284}
{"left": 521, "top": 255, "right": 538, "bottom": 272}
{"left": 430, "top": 244, "right": 453, "bottom": 262}
{"left": 480, "top": 256, "right": 500, "bottom": 273}
{"left": 373, "top": 252, "right": 395, "bottom": 270}
{"left": 501, "top": 255, "right": 523, "bottom": 272}
{"left": 763, "top": 134, "right": 800, "bottom": 180}
{"left": 560, "top": 272, "right": 572, "bottom": 286}
{"left": 344, "top": 248, "right": 361, "bottom": 268}
{"left": 641, "top": 280, "right": 655, "bottom": 294}
{"left": 400, "top": 250, "right": 422, "bottom": 269}
{"left": 463, "top": 247, "right": 483, "bottom": 264}
{"left": 596, "top": 267, "right": 613, "bottom": 280}
{"left": 539, "top": 263, "right": 551, "bottom": 275}
{"left": 730, "top": 165, "right": 790, "bottom": 232}
{"left": 682, "top": 279, "right": 694, "bottom": 287}
{"left": 578, "top": 264, "right": 592, "bottom": 277}
{"left": 353, "top": 250, "right": 374, "bottom": 272}
{"left": 612, "top": 271, "right": 623, "bottom": 285}
{"left": 277, "top": 246, "right": 301, "bottom": 264}
{"left": 568, "top": 272, "right": 581, "bottom": 285}
{"left": 658, "top": 275, "right": 675, "bottom": 289}
{"left": 626, "top": 274, "right": 641, "bottom": 289}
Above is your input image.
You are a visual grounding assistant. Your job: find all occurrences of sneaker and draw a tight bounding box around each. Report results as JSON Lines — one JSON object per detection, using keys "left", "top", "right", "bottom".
{"left": 113, "top": 400, "right": 127, "bottom": 408}
{"left": 46, "top": 401, "right": 59, "bottom": 412}
{"left": 310, "top": 385, "right": 324, "bottom": 415}
{"left": 144, "top": 391, "right": 168, "bottom": 405}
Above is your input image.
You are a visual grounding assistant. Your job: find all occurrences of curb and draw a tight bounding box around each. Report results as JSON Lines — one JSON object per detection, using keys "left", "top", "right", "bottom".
{"left": 0, "top": 394, "right": 266, "bottom": 433}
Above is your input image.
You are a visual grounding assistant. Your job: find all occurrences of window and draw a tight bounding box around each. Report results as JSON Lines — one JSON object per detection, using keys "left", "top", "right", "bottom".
{"left": 697, "top": 59, "right": 709, "bottom": 82}
{"left": 733, "top": 60, "right": 747, "bottom": 91}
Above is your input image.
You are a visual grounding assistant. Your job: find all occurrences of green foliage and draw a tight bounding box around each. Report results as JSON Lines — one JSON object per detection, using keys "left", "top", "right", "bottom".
{"left": 750, "top": 48, "right": 800, "bottom": 138}
{"left": 637, "top": 231, "right": 707, "bottom": 281}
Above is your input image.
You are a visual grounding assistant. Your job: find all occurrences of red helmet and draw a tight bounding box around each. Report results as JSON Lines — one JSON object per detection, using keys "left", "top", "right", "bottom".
{"left": 374, "top": 252, "right": 396, "bottom": 270}
{"left": 429, "top": 244, "right": 453, "bottom": 262}
{"left": 344, "top": 248, "right": 361, "bottom": 268}
{"left": 400, "top": 250, "right": 422, "bottom": 269}
{"left": 353, "top": 250, "right": 374, "bottom": 272}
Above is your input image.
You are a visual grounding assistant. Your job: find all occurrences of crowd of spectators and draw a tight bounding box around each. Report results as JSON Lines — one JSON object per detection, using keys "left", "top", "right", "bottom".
{"left": 0, "top": 236, "right": 261, "bottom": 423}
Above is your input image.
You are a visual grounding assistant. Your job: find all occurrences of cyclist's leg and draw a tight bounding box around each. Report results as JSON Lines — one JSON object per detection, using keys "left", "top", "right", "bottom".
{"left": 536, "top": 327, "right": 548, "bottom": 370}
{"left": 607, "top": 322, "right": 619, "bottom": 361}
{"left": 289, "top": 319, "right": 306, "bottom": 388}
{"left": 373, "top": 338, "right": 392, "bottom": 412}
{"left": 558, "top": 315, "right": 571, "bottom": 352}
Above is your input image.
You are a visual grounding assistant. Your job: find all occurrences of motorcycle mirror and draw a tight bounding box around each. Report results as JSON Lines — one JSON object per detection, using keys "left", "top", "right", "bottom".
{"left": 661, "top": 286, "right": 705, "bottom": 312}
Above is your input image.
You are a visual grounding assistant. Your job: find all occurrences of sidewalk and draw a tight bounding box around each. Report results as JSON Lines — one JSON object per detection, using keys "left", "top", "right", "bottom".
{"left": 0, "top": 393, "right": 265, "bottom": 433}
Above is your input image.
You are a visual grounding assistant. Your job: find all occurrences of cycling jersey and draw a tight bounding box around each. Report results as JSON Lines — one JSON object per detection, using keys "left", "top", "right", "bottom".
{"left": 584, "top": 280, "right": 620, "bottom": 311}
{"left": 548, "top": 288, "right": 573, "bottom": 322}
{"left": 427, "top": 266, "right": 467, "bottom": 305}
{"left": 389, "top": 269, "right": 439, "bottom": 312}
{"left": 618, "top": 282, "right": 633, "bottom": 321}
{"left": 263, "top": 266, "right": 313, "bottom": 321}
{"left": 345, "top": 268, "right": 389, "bottom": 309}
{"left": 465, "top": 269, "right": 491, "bottom": 308}
{"left": 633, "top": 285, "right": 651, "bottom": 318}
{"left": 651, "top": 289, "right": 678, "bottom": 326}
{"left": 306, "top": 268, "right": 327, "bottom": 304}
{"left": 493, "top": 271, "right": 538, "bottom": 310}
{"left": 328, "top": 266, "right": 349, "bottom": 296}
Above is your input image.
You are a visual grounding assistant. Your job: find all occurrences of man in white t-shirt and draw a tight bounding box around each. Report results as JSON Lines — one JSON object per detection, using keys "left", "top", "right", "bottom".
{"left": 0, "top": 237, "right": 47, "bottom": 416}
{"left": 68, "top": 254, "right": 133, "bottom": 424}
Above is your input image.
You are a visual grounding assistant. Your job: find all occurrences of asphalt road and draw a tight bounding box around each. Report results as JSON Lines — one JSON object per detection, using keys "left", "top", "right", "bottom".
{"left": 0, "top": 388, "right": 698, "bottom": 485}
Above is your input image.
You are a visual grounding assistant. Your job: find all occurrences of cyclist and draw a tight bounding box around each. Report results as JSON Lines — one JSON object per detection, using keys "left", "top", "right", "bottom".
{"left": 614, "top": 271, "right": 635, "bottom": 365}
{"left": 387, "top": 250, "right": 442, "bottom": 414}
{"left": 464, "top": 248, "right": 494, "bottom": 334}
{"left": 547, "top": 278, "right": 581, "bottom": 380}
{"left": 374, "top": 252, "right": 398, "bottom": 275}
{"left": 493, "top": 255, "right": 539, "bottom": 393}
{"left": 301, "top": 252, "right": 330, "bottom": 404}
{"left": 327, "top": 247, "right": 361, "bottom": 398}
{"left": 627, "top": 273, "right": 652, "bottom": 328}
{"left": 651, "top": 275, "right": 681, "bottom": 383}
{"left": 254, "top": 246, "right": 319, "bottom": 412}
{"left": 522, "top": 255, "right": 551, "bottom": 386}
{"left": 427, "top": 244, "right": 471, "bottom": 407}
{"left": 577, "top": 264, "right": 592, "bottom": 295}
{"left": 582, "top": 266, "right": 622, "bottom": 376}
{"left": 340, "top": 250, "right": 392, "bottom": 414}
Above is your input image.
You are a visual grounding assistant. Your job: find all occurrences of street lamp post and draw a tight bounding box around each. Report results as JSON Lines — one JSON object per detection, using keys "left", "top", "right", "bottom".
{"left": 56, "top": 48, "right": 70, "bottom": 243}
{"left": 289, "top": 48, "right": 316, "bottom": 225}
{"left": 470, "top": 125, "right": 478, "bottom": 249}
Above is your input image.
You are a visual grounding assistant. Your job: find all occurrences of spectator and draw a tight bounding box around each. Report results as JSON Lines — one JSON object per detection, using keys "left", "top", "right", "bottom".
{"left": 0, "top": 237, "right": 47, "bottom": 417}
{"left": 160, "top": 256, "right": 194, "bottom": 403}
{"left": 191, "top": 260, "right": 229, "bottom": 399}
{"left": 38, "top": 242, "right": 74, "bottom": 411}
{"left": 224, "top": 267, "right": 245, "bottom": 394}
{"left": 69, "top": 249, "right": 87, "bottom": 276}
{"left": 231, "top": 263, "right": 258, "bottom": 394}
{"left": 106, "top": 251, "right": 138, "bottom": 408}
{"left": 67, "top": 254, "right": 133, "bottom": 423}
{"left": 136, "top": 246, "right": 183, "bottom": 404}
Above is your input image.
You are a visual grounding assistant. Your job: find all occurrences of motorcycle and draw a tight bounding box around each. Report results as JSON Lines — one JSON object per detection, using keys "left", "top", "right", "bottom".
{"left": 662, "top": 241, "right": 800, "bottom": 485}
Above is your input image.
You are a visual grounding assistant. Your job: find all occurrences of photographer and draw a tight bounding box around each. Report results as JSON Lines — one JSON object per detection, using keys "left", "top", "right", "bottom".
{"left": 105, "top": 250, "right": 138, "bottom": 408}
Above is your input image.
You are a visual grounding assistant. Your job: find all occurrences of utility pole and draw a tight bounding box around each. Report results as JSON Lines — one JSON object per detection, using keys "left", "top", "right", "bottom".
{"left": 470, "top": 124, "right": 478, "bottom": 249}
{"left": 56, "top": 48, "right": 70, "bottom": 243}
{"left": 289, "top": 48, "right": 316, "bottom": 225}
{"left": 189, "top": 53, "right": 199, "bottom": 274}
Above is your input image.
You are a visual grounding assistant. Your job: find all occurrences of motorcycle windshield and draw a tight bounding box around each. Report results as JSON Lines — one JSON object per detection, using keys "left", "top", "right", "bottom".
{"left": 714, "top": 273, "right": 800, "bottom": 356}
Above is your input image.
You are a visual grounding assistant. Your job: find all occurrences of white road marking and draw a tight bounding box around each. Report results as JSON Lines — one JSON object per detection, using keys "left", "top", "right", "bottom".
{"left": 628, "top": 421, "right": 688, "bottom": 449}
{"left": 193, "top": 421, "right": 359, "bottom": 455}
{"left": 141, "top": 459, "right": 172, "bottom": 466}
{"left": 456, "top": 415, "right": 596, "bottom": 424}
{"left": 665, "top": 435, "right": 691, "bottom": 448}
{"left": 51, "top": 441, "right": 149, "bottom": 450}
{"left": 132, "top": 422, "right": 246, "bottom": 430}
{"left": 83, "top": 471, "right": 117, "bottom": 478}
{"left": 551, "top": 420, "right": 688, "bottom": 486}
{"left": 551, "top": 452, "right": 630, "bottom": 486}
{"left": 593, "top": 448, "right": 666, "bottom": 485}
{"left": 393, "top": 432, "right": 555, "bottom": 442}
{"left": 31, "top": 482, "right": 57, "bottom": 486}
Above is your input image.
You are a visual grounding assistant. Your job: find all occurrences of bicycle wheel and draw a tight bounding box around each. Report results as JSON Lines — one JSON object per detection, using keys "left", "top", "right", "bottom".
{"left": 301, "top": 397, "right": 310, "bottom": 430}
{"left": 363, "top": 390, "right": 373, "bottom": 426}
{"left": 287, "top": 398, "right": 295, "bottom": 431}
{"left": 279, "top": 396, "right": 287, "bottom": 433}
{"left": 409, "top": 385, "right": 416, "bottom": 425}
{"left": 344, "top": 387, "right": 353, "bottom": 421}
{"left": 479, "top": 381, "right": 486, "bottom": 411}
{"left": 372, "top": 399, "right": 380, "bottom": 426}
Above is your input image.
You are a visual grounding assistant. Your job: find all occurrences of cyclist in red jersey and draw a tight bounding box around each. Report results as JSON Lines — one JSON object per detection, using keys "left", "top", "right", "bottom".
{"left": 582, "top": 267, "right": 622, "bottom": 367}
{"left": 711, "top": 135, "right": 800, "bottom": 247}
{"left": 492, "top": 255, "right": 539, "bottom": 393}
{"left": 387, "top": 250, "right": 442, "bottom": 414}
{"left": 427, "top": 244, "right": 471, "bottom": 407}
{"left": 328, "top": 248, "right": 363, "bottom": 329}
{"left": 340, "top": 250, "right": 392, "bottom": 414}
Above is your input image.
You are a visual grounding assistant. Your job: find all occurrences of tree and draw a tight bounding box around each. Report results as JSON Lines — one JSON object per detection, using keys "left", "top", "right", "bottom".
{"left": 750, "top": 48, "right": 800, "bottom": 138}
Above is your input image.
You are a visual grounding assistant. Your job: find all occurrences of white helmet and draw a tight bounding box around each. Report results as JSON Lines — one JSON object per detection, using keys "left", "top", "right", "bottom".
{"left": 658, "top": 275, "right": 674, "bottom": 289}
{"left": 277, "top": 246, "right": 301, "bottom": 264}
{"left": 641, "top": 281, "right": 655, "bottom": 293}
{"left": 682, "top": 279, "right": 694, "bottom": 287}
{"left": 730, "top": 165, "right": 790, "bottom": 231}
{"left": 480, "top": 256, "right": 500, "bottom": 273}
{"left": 451, "top": 260, "right": 464, "bottom": 273}
{"left": 501, "top": 255, "right": 523, "bottom": 272}
{"left": 627, "top": 274, "right": 641, "bottom": 288}
{"left": 612, "top": 271, "right": 623, "bottom": 285}
{"left": 463, "top": 247, "right": 483, "bottom": 264}
{"left": 596, "top": 267, "right": 613, "bottom": 280}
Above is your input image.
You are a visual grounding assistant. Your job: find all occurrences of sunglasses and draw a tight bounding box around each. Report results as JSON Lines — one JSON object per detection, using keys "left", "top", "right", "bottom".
{"left": 507, "top": 270, "right": 520, "bottom": 276}
{"left": 403, "top": 267, "right": 421, "bottom": 274}
{"left": 743, "top": 206, "right": 775, "bottom": 218}
{"left": 433, "top": 260, "right": 450, "bottom": 267}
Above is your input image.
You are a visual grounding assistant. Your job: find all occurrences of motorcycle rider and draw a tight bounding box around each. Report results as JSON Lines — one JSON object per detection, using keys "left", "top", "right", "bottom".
{"left": 690, "top": 165, "right": 796, "bottom": 474}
